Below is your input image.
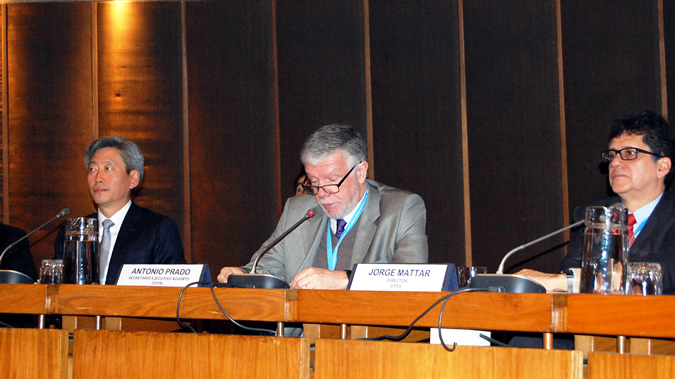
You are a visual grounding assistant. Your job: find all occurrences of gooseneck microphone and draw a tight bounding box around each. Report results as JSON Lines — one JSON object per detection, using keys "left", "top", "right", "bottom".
{"left": 228, "top": 206, "right": 320, "bottom": 289}
{"left": 470, "top": 219, "right": 585, "bottom": 293}
{"left": 496, "top": 220, "right": 585, "bottom": 274}
{"left": 0, "top": 208, "right": 71, "bottom": 284}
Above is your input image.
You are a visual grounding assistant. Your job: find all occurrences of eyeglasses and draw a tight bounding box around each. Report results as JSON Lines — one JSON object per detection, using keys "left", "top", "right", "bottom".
{"left": 302, "top": 162, "right": 360, "bottom": 195}
{"left": 601, "top": 147, "right": 663, "bottom": 162}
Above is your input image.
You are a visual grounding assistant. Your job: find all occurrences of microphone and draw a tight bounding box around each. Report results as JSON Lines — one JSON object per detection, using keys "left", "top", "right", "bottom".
{"left": 469, "top": 219, "right": 585, "bottom": 293}
{"left": 0, "top": 208, "right": 70, "bottom": 284}
{"left": 227, "top": 206, "right": 320, "bottom": 289}
{"left": 496, "top": 220, "right": 585, "bottom": 274}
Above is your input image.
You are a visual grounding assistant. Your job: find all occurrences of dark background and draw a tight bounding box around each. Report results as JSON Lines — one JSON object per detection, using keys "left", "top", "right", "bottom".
{"left": 1, "top": 0, "right": 672, "bottom": 279}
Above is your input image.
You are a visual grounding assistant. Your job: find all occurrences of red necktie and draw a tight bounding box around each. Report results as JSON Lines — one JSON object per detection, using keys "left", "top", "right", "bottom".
{"left": 627, "top": 213, "right": 637, "bottom": 247}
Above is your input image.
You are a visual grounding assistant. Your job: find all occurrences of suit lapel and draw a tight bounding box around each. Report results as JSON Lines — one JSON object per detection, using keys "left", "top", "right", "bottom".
{"left": 107, "top": 202, "right": 141, "bottom": 283}
{"left": 351, "top": 182, "right": 380, "bottom": 265}
{"left": 630, "top": 193, "right": 670, "bottom": 254}
{"left": 296, "top": 208, "right": 327, "bottom": 270}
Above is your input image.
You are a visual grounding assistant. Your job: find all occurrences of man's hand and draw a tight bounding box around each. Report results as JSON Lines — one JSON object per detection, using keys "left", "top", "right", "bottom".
{"left": 290, "top": 267, "right": 349, "bottom": 290}
{"left": 217, "top": 267, "right": 245, "bottom": 283}
{"left": 515, "top": 269, "right": 567, "bottom": 292}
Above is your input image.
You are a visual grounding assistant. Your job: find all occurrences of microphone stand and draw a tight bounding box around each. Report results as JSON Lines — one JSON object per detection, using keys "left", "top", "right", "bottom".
{"left": 469, "top": 220, "right": 585, "bottom": 293}
{"left": 0, "top": 208, "right": 70, "bottom": 284}
{"left": 496, "top": 220, "right": 585, "bottom": 274}
{"left": 228, "top": 207, "right": 319, "bottom": 289}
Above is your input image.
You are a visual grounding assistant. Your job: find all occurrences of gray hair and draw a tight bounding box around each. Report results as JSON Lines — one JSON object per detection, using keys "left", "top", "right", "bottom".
{"left": 300, "top": 124, "right": 368, "bottom": 167}
{"left": 85, "top": 136, "right": 145, "bottom": 184}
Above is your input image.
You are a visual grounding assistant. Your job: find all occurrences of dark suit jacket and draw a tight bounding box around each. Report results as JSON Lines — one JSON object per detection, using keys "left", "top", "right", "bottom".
{"left": 0, "top": 223, "right": 38, "bottom": 281}
{"left": 244, "top": 180, "right": 429, "bottom": 282}
{"left": 54, "top": 202, "right": 186, "bottom": 284}
{"left": 562, "top": 191, "right": 675, "bottom": 294}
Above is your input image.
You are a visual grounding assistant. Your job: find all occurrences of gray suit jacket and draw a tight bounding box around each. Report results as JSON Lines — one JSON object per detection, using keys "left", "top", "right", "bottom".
{"left": 244, "top": 180, "right": 428, "bottom": 282}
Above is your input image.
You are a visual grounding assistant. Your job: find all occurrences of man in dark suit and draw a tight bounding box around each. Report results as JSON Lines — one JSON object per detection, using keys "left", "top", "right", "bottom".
{"left": 0, "top": 223, "right": 38, "bottom": 281}
{"left": 520, "top": 110, "right": 675, "bottom": 294}
{"left": 0, "top": 223, "right": 38, "bottom": 327}
{"left": 217, "top": 124, "right": 428, "bottom": 290}
{"left": 54, "top": 136, "right": 185, "bottom": 284}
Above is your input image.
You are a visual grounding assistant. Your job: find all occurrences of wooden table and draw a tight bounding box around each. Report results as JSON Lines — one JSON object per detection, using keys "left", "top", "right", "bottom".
{"left": 4, "top": 284, "right": 675, "bottom": 378}
{"left": 293, "top": 290, "right": 562, "bottom": 332}
{"left": 564, "top": 293, "right": 675, "bottom": 339}
{"left": 2, "top": 284, "right": 674, "bottom": 339}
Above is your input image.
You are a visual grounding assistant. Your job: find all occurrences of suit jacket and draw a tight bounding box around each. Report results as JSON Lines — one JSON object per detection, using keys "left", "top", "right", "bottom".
{"left": 0, "top": 223, "right": 38, "bottom": 281}
{"left": 562, "top": 191, "right": 675, "bottom": 294}
{"left": 244, "top": 180, "right": 429, "bottom": 282}
{"left": 54, "top": 202, "right": 186, "bottom": 284}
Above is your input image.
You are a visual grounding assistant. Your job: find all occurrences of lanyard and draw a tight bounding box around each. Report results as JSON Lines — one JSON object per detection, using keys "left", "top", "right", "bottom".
{"left": 326, "top": 187, "right": 369, "bottom": 270}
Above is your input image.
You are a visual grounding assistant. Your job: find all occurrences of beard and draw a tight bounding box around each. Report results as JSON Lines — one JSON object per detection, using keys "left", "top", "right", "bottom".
{"left": 318, "top": 186, "right": 362, "bottom": 220}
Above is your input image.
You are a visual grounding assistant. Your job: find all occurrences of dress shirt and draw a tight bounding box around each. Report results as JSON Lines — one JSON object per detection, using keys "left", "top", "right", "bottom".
{"left": 98, "top": 200, "right": 132, "bottom": 283}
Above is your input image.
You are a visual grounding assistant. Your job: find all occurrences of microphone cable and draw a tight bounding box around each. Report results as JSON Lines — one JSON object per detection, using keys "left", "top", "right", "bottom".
{"left": 176, "top": 281, "right": 276, "bottom": 335}
{"left": 176, "top": 281, "right": 201, "bottom": 333}
{"left": 359, "top": 287, "right": 488, "bottom": 351}
{"left": 208, "top": 282, "right": 277, "bottom": 335}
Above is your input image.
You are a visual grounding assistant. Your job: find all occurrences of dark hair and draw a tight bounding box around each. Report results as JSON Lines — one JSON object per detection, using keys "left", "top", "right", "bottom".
{"left": 301, "top": 124, "right": 368, "bottom": 167}
{"left": 85, "top": 136, "right": 145, "bottom": 184}
{"left": 609, "top": 110, "right": 675, "bottom": 189}
{"left": 293, "top": 168, "right": 307, "bottom": 192}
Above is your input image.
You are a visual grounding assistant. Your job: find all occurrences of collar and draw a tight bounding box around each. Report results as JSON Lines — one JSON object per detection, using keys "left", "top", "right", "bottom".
{"left": 98, "top": 200, "right": 132, "bottom": 227}
{"left": 629, "top": 192, "right": 663, "bottom": 227}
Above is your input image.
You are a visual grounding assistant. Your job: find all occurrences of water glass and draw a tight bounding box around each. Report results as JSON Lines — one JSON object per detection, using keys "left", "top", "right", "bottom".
{"left": 456, "top": 266, "right": 488, "bottom": 287}
{"left": 40, "top": 259, "right": 64, "bottom": 284}
{"left": 625, "top": 262, "right": 662, "bottom": 295}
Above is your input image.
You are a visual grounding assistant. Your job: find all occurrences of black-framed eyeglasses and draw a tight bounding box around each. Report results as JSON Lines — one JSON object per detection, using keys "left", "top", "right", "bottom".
{"left": 601, "top": 147, "right": 663, "bottom": 163}
{"left": 302, "top": 162, "right": 361, "bottom": 195}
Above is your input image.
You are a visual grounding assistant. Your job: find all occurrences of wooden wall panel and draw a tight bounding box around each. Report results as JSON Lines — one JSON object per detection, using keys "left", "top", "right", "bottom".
{"left": 0, "top": 329, "right": 68, "bottom": 379}
{"left": 73, "top": 330, "right": 310, "bottom": 379}
{"left": 1, "top": 5, "right": 4, "bottom": 218}
{"left": 2, "top": 0, "right": 673, "bottom": 282}
{"left": 186, "top": 0, "right": 278, "bottom": 273}
{"left": 7, "top": 3, "right": 94, "bottom": 265}
{"left": 97, "top": 2, "right": 185, "bottom": 251}
{"left": 276, "top": 0, "right": 368, "bottom": 200}
{"left": 315, "top": 339, "right": 583, "bottom": 379}
{"left": 369, "top": 0, "right": 463, "bottom": 264}
{"left": 562, "top": 1, "right": 664, "bottom": 213}
{"left": 665, "top": 0, "right": 675, "bottom": 120}
{"left": 464, "top": 0, "right": 564, "bottom": 273}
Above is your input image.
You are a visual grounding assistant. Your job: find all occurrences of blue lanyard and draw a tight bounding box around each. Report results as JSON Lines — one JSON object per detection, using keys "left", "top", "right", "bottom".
{"left": 326, "top": 187, "right": 369, "bottom": 270}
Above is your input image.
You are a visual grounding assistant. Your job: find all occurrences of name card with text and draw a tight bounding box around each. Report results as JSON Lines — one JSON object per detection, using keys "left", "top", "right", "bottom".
{"left": 116, "top": 264, "right": 211, "bottom": 287}
{"left": 348, "top": 263, "right": 457, "bottom": 292}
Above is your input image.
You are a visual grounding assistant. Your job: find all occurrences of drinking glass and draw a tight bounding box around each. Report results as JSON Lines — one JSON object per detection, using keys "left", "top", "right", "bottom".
{"left": 40, "top": 259, "right": 64, "bottom": 284}
{"left": 456, "top": 266, "right": 487, "bottom": 287}
{"left": 625, "top": 262, "right": 662, "bottom": 295}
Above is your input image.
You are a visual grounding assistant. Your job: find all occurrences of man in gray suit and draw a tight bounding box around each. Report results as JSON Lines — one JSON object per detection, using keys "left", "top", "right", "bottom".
{"left": 218, "top": 124, "right": 428, "bottom": 290}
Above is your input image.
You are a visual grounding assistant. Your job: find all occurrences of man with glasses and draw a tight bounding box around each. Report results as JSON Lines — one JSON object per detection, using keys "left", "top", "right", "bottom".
{"left": 217, "top": 124, "right": 428, "bottom": 290}
{"left": 519, "top": 110, "right": 675, "bottom": 294}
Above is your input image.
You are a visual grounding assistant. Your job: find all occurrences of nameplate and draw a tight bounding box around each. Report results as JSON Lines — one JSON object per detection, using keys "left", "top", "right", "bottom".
{"left": 117, "top": 264, "right": 211, "bottom": 287}
{"left": 347, "top": 263, "right": 457, "bottom": 292}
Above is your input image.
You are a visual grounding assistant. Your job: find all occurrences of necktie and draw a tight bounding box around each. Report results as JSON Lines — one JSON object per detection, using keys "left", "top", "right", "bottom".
{"left": 335, "top": 219, "right": 347, "bottom": 239}
{"left": 627, "top": 213, "right": 637, "bottom": 247}
{"left": 99, "top": 219, "right": 115, "bottom": 284}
